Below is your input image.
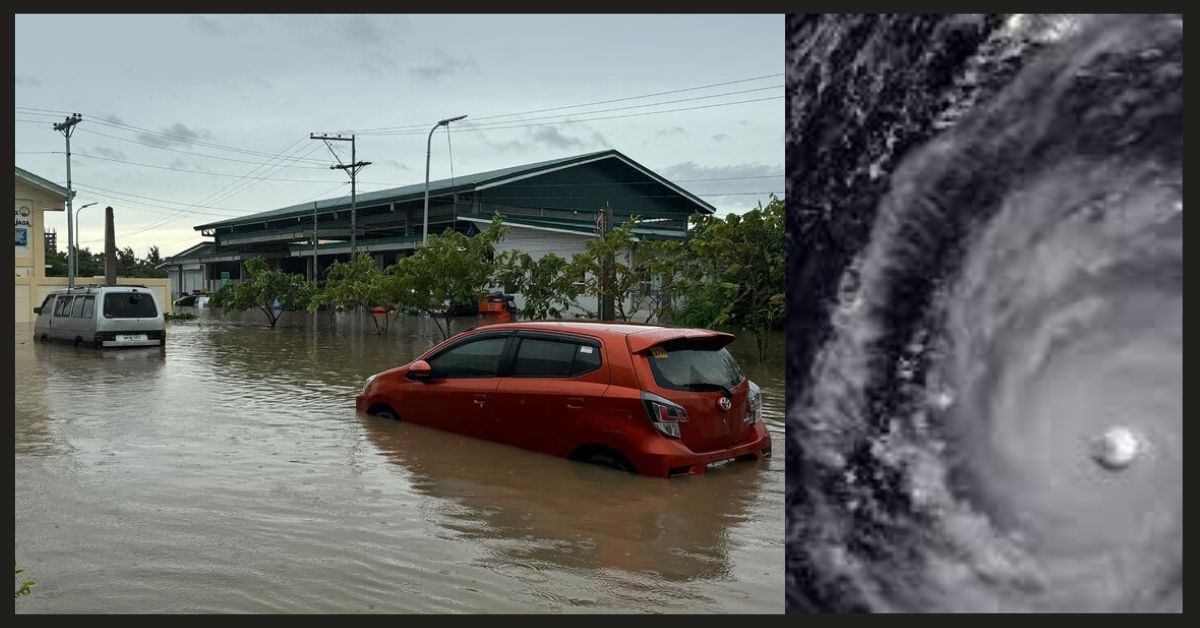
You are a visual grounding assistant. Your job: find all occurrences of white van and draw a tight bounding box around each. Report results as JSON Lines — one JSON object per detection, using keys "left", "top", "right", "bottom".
{"left": 33, "top": 285, "right": 166, "bottom": 348}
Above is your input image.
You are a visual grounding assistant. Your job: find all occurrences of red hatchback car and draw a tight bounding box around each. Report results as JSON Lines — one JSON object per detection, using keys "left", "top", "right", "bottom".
{"left": 356, "top": 321, "right": 771, "bottom": 477}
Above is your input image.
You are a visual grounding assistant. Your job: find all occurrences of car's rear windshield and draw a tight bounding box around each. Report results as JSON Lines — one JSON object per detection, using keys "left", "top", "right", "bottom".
{"left": 644, "top": 338, "right": 743, "bottom": 392}
{"left": 103, "top": 292, "right": 158, "bottom": 319}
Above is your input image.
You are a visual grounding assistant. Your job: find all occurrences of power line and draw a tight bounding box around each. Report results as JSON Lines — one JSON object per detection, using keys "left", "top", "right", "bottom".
{"left": 116, "top": 137, "right": 317, "bottom": 239}
{"left": 362, "top": 88, "right": 783, "bottom": 136}
{"left": 71, "top": 127, "right": 331, "bottom": 169}
{"left": 59, "top": 151, "right": 347, "bottom": 183}
{"left": 350, "top": 73, "right": 783, "bottom": 133}
{"left": 17, "top": 106, "right": 331, "bottom": 165}
{"left": 365, "top": 96, "right": 784, "bottom": 137}
{"left": 70, "top": 183, "right": 246, "bottom": 213}
{"left": 85, "top": 115, "right": 330, "bottom": 164}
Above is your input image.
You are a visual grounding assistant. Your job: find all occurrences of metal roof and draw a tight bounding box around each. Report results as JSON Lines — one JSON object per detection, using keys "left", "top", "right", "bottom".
{"left": 193, "top": 149, "right": 714, "bottom": 231}
{"left": 158, "top": 241, "right": 217, "bottom": 267}
{"left": 15, "top": 166, "right": 69, "bottom": 202}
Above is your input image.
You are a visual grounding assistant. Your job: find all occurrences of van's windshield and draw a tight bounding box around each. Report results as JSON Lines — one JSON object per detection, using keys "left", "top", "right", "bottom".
{"left": 645, "top": 338, "right": 743, "bottom": 392}
{"left": 103, "top": 292, "right": 158, "bottom": 319}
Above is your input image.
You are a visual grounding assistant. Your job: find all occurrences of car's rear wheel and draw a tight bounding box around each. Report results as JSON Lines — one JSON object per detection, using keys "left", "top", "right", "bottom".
{"left": 572, "top": 446, "right": 636, "bottom": 474}
{"left": 369, "top": 405, "right": 399, "bottom": 420}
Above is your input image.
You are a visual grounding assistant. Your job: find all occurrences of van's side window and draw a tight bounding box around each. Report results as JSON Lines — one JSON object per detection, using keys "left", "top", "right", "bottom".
{"left": 80, "top": 296, "right": 95, "bottom": 319}
{"left": 71, "top": 296, "right": 87, "bottom": 318}
{"left": 54, "top": 296, "right": 74, "bottom": 317}
{"left": 39, "top": 295, "right": 55, "bottom": 312}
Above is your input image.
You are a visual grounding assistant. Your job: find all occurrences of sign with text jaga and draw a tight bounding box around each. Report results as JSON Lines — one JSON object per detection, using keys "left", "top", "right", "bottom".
{"left": 15, "top": 205, "right": 32, "bottom": 250}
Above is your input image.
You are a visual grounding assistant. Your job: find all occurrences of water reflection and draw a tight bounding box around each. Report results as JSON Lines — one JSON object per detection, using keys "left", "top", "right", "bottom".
{"left": 361, "top": 412, "right": 763, "bottom": 582}
{"left": 15, "top": 313, "right": 784, "bottom": 613}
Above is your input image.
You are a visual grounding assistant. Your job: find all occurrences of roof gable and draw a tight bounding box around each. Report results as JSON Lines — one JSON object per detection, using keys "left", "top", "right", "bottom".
{"left": 15, "top": 166, "right": 69, "bottom": 201}
{"left": 194, "top": 150, "right": 713, "bottom": 231}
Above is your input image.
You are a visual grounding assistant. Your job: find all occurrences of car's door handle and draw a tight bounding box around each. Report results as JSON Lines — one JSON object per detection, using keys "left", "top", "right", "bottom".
{"left": 474, "top": 394, "right": 487, "bottom": 406}
{"left": 567, "top": 397, "right": 584, "bottom": 409}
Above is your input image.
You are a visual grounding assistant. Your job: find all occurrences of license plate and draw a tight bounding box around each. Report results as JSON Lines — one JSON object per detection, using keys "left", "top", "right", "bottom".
{"left": 117, "top": 334, "right": 148, "bottom": 342}
{"left": 707, "top": 458, "right": 735, "bottom": 470}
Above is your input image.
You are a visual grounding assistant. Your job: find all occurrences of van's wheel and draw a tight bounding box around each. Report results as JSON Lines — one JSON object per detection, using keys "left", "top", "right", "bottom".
{"left": 578, "top": 449, "right": 635, "bottom": 474}
{"left": 73, "top": 337, "right": 83, "bottom": 347}
{"left": 38, "top": 334, "right": 48, "bottom": 343}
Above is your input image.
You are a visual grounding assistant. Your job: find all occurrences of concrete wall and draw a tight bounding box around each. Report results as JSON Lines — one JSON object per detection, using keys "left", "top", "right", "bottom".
{"left": 15, "top": 276, "right": 172, "bottom": 323}
{"left": 14, "top": 177, "right": 64, "bottom": 279}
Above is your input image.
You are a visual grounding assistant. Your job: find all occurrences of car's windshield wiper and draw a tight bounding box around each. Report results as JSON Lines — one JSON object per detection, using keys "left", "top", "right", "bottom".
{"left": 682, "top": 382, "right": 734, "bottom": 398}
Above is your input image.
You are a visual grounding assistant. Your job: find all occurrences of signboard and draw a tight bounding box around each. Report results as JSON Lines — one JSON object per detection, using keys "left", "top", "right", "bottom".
{"left": 14, "top": 205, "right": 32, "bottom": 250}
{"left": 220, "top": 271, "right": 230, "bottom": 287}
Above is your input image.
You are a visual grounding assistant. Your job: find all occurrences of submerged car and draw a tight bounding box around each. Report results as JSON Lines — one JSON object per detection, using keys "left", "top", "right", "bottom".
{"left": 33, "top": 285, "right": 166, "bottom": 348}
{"left": 355, "top": 321, "right": 770, "bottom": 477}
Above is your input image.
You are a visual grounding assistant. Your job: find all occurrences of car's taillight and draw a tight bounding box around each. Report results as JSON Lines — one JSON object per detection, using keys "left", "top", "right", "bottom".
{"left": 641, "top": 390, "right": 688, "bottom": 438}
{"left": 745, "top": 380, "right": 763, "bottom": 425}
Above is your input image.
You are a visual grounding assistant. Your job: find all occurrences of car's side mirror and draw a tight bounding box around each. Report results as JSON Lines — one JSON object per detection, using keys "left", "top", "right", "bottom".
{"left": 33, "top": 307, "right": 41, "bottom": 314}
{"left": 408, "top": 360, "right": 433, "bottom": 381}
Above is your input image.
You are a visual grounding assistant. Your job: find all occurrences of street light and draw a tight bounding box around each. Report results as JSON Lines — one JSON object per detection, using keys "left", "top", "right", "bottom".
{"left": 423, "top": 114, "right": 467, "bottom": 246}
{"left": 73, "top": 202, "right": 98, "bottom": 279}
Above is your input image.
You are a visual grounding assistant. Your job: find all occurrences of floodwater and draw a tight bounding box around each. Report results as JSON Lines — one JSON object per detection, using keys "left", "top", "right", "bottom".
{"left": 14, "top": 311, "right": 785, "bottom": 613}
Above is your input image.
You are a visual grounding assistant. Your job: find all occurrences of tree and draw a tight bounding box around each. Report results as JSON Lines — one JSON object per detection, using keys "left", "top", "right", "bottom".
{"left": 390, "top": 212, "right": 509, "bottom": 339}
{"left": 494, "top": 250, "right": 581, "bottom": 320}
{"left": 678, "top": 197, "right": 786, "bottom": 359}
{"left": 45, "top": 245, "right": 165, "bottom": 279}
{"left": 209, "top": 257, "right": 316, "bottom": 327}
{"left": 571, "top": 217, "right": 682, "bottom": 323}
{"left": 310, "top": 254, "right": 398, "bottom": 334}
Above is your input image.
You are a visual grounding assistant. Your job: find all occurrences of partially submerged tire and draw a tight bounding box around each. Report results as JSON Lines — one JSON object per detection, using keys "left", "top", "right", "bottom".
{"left": 574, "top": 447, "right": 635, "bottom": 474}
{"left": 370, "top": 406, "right": 399, "bottom": 421}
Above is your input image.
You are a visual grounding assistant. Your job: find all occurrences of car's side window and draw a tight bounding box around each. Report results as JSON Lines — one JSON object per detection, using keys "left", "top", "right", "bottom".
{"left": 427, "top": 336, "right": 509, "bottom": 379}
{"left": 80, "top": 296, "right": 95, "bottom": 319}
{"left": 511, "top": 337, "right": 602, "bottom": 378}
{"left": 54, "top": 296, "right": 74, "bottom": 317}
{"left": 71, "top": 296, "right": 87, "bottom": 318}
{"left": 39, "top": 295, "right": 55, "bottom": 312}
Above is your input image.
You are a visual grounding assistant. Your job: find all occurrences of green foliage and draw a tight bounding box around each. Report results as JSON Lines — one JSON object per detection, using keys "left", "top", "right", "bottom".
{"left": 674, "top": 197, "right": 786, "bottom": 359}
{"left": 15, "top": 562, "right": 34, "bottom": 598}
{"left": 209, "top": 257, "right": 316, "bottom": 328}
{"left": 389, "top": 212, "right": 510, "bottom": 339}
{"left": 310, "top": 254, "right": 398, "bottom": 334}
{"left": 569, "top": 218, "right": 691, "bottom": 323}
{"left": 45, "top": 245, "right": 168, "bottom": 279}
{"left": 494, "top": 251, "right": 580, "bottom": 320}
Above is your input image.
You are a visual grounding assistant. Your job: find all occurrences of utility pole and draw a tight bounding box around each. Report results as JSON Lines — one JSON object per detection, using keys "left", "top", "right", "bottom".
{"left": 311, "top": 133, "right": 370, "bottom": 258}
{"left": 311, "top": 201, "right": 318, "bottom": 281}
{"left": 598, "top": 202, "right": 616, "bottom": 321}
{"left": 53, "top": 113, "right": 82, "bottom": 288}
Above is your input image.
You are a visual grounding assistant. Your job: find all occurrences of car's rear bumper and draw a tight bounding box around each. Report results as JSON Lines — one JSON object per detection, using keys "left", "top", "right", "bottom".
{"left": 630, "top": 422, "right": 772, "bottom": 478}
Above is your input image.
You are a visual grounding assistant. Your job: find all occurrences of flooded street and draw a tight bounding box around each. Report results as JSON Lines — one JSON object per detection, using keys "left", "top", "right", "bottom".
{"left": 14, "top": 312, "right": 785, "bottom": 613}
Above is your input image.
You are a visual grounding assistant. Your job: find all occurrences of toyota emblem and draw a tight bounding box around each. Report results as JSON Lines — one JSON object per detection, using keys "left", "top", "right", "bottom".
{"left": 718, "top": 396, "right": 732, "bottom": 412}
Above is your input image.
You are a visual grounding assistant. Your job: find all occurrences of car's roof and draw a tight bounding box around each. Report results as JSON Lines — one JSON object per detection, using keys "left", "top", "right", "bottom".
{"left": 476, "top": 320, "right": 669, "bottom": 337}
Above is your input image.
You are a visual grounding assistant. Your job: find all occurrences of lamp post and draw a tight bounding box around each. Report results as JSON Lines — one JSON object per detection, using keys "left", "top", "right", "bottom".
{"left": 73, "top": 202, "right": 98, "bottom": 279}
{"left": 423, "top": 114, "right": 467, "bottom": 246}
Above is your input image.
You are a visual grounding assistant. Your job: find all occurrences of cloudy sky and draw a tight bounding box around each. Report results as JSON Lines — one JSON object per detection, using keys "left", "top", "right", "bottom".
{"left": 15, "top": 14, "right": 783, "bottom": 258}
